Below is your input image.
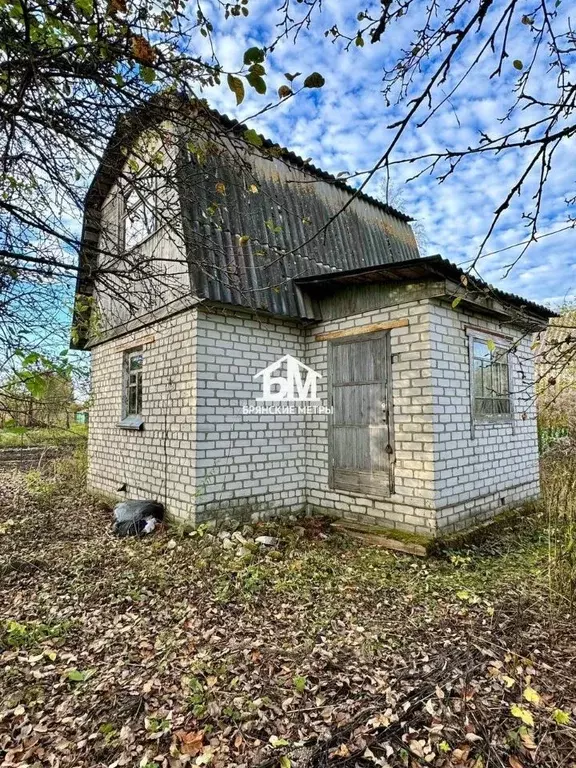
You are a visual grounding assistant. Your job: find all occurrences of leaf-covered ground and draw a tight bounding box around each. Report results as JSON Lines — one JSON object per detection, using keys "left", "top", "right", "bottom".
{"left": 1, "top": 465, "right": 575, "bottom": 768}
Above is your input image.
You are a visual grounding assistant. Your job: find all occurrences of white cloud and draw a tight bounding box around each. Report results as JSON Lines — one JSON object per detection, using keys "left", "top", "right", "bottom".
{"left": 197, "top": 0, "right": 573, "bottom": 308}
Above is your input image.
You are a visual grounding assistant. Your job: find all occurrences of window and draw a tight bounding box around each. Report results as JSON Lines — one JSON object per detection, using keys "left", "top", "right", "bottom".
{"left": 119, "top": 349, "right": 144, "bottom": 429}
{"left": 125, "top": 350, "right": 143, "bottom": 416}
{"left": 119, "top": 175, "right": 158, "bottom": 251}
{"left": 471, "top": 338, "right": 511, "bottom": 419}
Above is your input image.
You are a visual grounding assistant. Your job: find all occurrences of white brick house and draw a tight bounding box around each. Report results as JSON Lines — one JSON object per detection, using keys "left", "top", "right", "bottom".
{"left": 73, "top": 102, "right": 554, "bottom": 536}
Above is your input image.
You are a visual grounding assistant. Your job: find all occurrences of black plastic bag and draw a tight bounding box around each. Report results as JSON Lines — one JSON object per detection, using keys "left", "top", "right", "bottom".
{"left": 112, "top": 500, "right": 164, "bottom": 537}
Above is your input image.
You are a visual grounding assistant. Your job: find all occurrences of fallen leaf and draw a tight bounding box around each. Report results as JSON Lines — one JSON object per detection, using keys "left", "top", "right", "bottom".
{"left": 175, "top": 729, "right": 204, "bottom": 757}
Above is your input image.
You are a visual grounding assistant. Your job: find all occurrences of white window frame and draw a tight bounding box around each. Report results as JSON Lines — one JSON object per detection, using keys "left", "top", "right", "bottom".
{"left": 119, "top": 348, "right": 144, "bottom": 430}
{"left": 467, "top": 328, "right": 514, "bottom": 433}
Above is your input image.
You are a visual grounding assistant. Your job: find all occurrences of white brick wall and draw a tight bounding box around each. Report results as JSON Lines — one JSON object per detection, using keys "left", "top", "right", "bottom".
{"left": 428, "top": 301, "right": 540, "bottom": 531}
{"left": 302, "top": 299, "right": 540, "bottom": 535}
{"left": 88, "top": 310, "right": 198, "bottom": 521}
{"left": 304, "top": 299, "right": 438, "bottom": 536}
{"left": 193, "top": 308, "right": 307, "bottom": 522}
{"left": 87, "top": 297, "right": 541, "bottom": 534}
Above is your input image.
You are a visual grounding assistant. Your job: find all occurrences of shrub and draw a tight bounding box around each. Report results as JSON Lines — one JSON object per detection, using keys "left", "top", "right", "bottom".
{"left": 541, "top": 454, "right": 576, "bottom": 612}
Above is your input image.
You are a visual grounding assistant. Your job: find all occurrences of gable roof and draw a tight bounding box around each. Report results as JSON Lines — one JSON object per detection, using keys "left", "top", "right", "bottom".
{"left": 73, "top": 99, "right": 420, "bottom": 345}
{"left": 73, "top": 99, "right": 553, "bottom": 346}
{"left": 177, "top": 117, "right": 420, "bottom": 318}
{"left": 198, "top": 108, "right": 413, "bottom": 223}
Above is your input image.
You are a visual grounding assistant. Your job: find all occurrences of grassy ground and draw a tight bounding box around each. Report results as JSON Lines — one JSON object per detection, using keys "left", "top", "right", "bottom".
{"left": 0, "top": 458, "right": 575, "bottom": 768}
{"left": 0, "top": 424, "right": 88, "bottom": 448}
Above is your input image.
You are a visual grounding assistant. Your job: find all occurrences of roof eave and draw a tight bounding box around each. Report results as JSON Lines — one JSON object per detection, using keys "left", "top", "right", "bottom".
{"left": 295, "top": 254, "right": 556, "bottom": 323}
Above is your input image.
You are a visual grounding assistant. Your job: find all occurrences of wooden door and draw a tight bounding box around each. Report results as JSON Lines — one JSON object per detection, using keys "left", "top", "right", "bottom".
{"left": 328, "top": 332, "right": 392, "bottom": 496}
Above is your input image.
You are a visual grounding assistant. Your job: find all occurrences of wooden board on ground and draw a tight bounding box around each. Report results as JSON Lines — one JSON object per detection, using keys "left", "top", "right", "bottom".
{"left": 331, "top": 521, "right": 429, "bottom": 557}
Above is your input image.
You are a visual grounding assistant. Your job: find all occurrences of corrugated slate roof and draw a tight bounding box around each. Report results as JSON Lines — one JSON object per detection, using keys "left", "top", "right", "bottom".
{"left": 295, "top": 255, "right": 556, "bottom": 321}
{"left": 73, "top": 100, "right": 552, "bottom": 347}
{"left": 201, "top": 108, "right": 413, "bottom": 223}
{"left": 178, "top": 130, "right": 419, "bottom": 318}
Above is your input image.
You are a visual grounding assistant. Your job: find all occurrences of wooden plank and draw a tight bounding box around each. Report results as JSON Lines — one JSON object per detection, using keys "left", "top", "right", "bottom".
{"left": 331, "top": 524, "right": 428, "bottom": 557}
{"left": 465, "top": 324, "right": 513, "bottom": 341}
{"left": 329, "top": 333, "right": 390, "bottom": 497}
{"left": 116, "top": 334, "right": 156, "bottom": 352}
{"left": 315, "top": 318, "right": 408, "bottom": 342}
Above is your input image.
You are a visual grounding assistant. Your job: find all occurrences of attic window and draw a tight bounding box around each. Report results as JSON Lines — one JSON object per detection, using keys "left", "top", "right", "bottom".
{"left": 471, "top": 338, "right": 511, "bottom": 420}
{"left": 119, "top": 174, "right": 159, "bottom": 251}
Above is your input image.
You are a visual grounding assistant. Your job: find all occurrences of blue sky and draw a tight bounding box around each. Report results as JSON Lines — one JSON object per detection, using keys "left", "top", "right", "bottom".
{"left": 194, "top": 0, "right": 575, "bottom": 308}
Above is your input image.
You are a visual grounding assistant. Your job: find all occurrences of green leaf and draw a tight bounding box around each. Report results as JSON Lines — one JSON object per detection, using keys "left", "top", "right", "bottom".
{"left": 265, "top": 219, "right": 282, "bottom": 234}
{"left": 244, "top": 129, "right": 263, "bottom": 147}
{"left": 227, "top": 74, "right": 245, "bottom": 105}
{"left": 486, "top": 338, "right": 496, "bottom": 353}
{"left": 511, "top": 704, "right": 534, "bottom": 727}
{"left": 140, "top": 66, "right": 156, "bottom": 84}
{"left": 67, "top": 668, "right": 93, "bottom": 683}
{"left": 451, "top": 296, "right": 462, "bottom": 309}
{"left": 552, "top": 708, "right": 570, "bottom": 725}
{"left": 355, "top": 34, "right": 364, "bottom": 47}
{"left": 249, "top": 63, "right": 266, "bottom": 76}
{"left": 513, "top": 59, "right": 523, "bottom": 70}
{"left": 269, "top": 736, "right": 290, "bottom": 747}
{"left": 293, "top": 675, "right": 307, "bottom": 693}
{"left": 303, "top": 72, "right": 325, "bottom": 89}
{"left": 279, "top": 757, "right": 291, "bottom": 768}
{"left": 75, "top": 0, "right": 93, "bottom": 15}
{"left": 523, "top": 687, "right": 540, "bottom": 705}
{"left": 243, "top": 46, "right": 265, "bottom": 65}
{"left": 284, "top": 72, "right": 301, "bottom": 82}
{"left": 246, "top": 72, "right": 266, "bottom": 94}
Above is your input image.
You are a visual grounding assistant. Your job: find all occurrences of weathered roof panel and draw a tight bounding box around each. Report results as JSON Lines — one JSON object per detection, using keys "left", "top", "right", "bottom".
{"left": 178, "top": 139, "right": 420, "bottom": 319}
{"left": 295, "top": 255, "right": 556, "bottom": 322}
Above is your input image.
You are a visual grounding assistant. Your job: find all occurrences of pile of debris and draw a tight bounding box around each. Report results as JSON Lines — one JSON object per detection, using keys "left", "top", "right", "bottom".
{"left": 194, "top": 525, "right": 279, "bottom": 557}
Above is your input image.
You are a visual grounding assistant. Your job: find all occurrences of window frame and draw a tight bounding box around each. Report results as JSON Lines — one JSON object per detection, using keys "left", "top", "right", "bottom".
{"left": 119, "top": 347, "right": 144, "bottom": 430}
{"left": 467, "top": 330, "right": 513, "bottom": 427}
{"left": 118, "top": 172, "right": 159, "bottom": 253}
